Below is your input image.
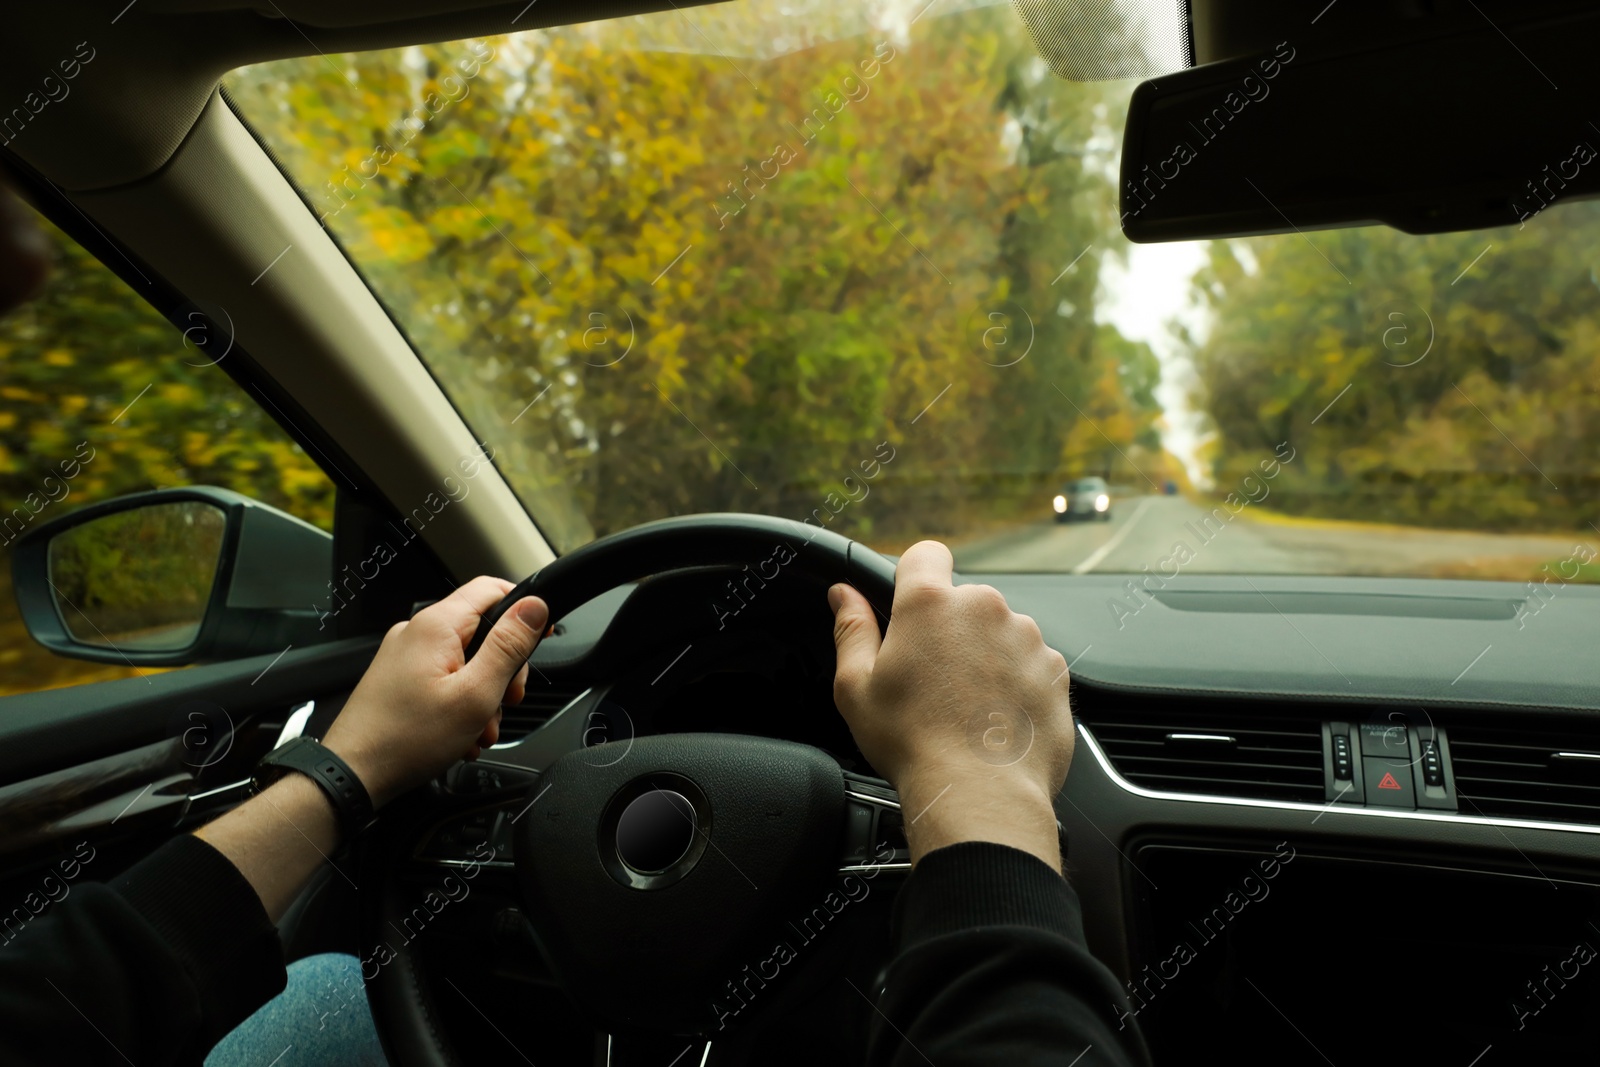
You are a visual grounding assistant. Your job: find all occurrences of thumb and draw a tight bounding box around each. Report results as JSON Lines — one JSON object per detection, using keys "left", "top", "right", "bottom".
{"left": 462, "top": 596, "right": 549, "bottom": 699}
{"left": 829, "top": 583, "right": 881, "bottom": 705}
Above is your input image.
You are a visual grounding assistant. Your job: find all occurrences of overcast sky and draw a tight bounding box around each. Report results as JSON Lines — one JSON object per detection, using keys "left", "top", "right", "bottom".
{"left": 1096, "top": 237, "right": 1214, "bottom": 485}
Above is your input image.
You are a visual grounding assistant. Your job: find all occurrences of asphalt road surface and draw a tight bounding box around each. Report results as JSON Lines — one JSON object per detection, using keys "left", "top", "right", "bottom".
{"left": 951, "top": 495, "right": 1587, "bottom": 577}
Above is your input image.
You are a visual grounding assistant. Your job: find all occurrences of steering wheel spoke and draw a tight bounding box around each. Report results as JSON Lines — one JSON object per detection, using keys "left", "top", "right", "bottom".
{"left": 368, "top": 514, "right": 903, "bottom": 1063}
{"left": 839, "top": 772, "right": 912, "bottom": 877}
{"left": 404, "top": 688, "right": 622, "bottom": 871}
{"left": 596, "top": 1033, "right": 713, "bottom": 1067}
{"left": 476, "top": 685, "right": 613, "bottom": 776}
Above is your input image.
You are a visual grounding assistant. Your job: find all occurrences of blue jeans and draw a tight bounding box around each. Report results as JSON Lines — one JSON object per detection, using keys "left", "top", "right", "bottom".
{"left": 205, "top": 952, "right": 389, "bottom": 1067}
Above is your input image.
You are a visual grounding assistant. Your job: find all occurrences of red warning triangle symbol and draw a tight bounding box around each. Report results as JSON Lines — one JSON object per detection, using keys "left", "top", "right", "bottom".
{"left": 1377, "top": 772, "right": 1402, "bottom": 790}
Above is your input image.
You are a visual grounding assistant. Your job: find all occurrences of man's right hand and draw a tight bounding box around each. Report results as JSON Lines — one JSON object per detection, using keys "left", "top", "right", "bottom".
{"left": 828, "top": 541, "right": 1075, "bottom": 873}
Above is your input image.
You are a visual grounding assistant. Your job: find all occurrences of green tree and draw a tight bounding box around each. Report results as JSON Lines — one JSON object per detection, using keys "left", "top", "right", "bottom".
{"left": 224, "top": 6, "right": 1158, "bottom": 546}
{"left": 1185, "top": 204, "right": 1600, "bottom": 531}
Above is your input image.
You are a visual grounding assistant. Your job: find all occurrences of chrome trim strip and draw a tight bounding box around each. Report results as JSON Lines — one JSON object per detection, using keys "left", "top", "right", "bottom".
{"left": 1077, "top": 723, "right": 1600, "bottom": 836}
{"left": 1166, "top": 733, "right": 1235, "bottom": 743}
{"left": 839, "top": 862, "right": 913, "bottom": 874}
{"left": 416, "top": 857, "right": 515, "bottom": 870}
{"left": 188, "top": 778, "right": 253, "bottom": 803}
{"left": 490, "top": 686, "right": 594, "bottom": 749}
{"left": 189, "top": 702, "right": 317, "bottom": 806}
{"left": 274, "top": 701, "right": 315, "bottom": 749}
{"left": 1554, "top": 751, "right": 1600, "bottom": 761}
{"left": 605, "top": 1035, "right": 710, "bottom": 1066}
{"left": 845, "top": 789, "right": 901, "bottom": 810}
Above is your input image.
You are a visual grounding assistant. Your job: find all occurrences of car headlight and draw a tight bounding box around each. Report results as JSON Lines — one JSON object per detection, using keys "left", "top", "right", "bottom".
{"left": 1052, "top": 495, "right": 1067, "bottom": 513}
{"left": 1095, "top": 494, "right": 1109, "bottom": 511}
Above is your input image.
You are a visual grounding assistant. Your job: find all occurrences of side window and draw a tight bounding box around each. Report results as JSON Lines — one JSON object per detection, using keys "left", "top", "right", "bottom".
{"left": 0, "top": 208, "right": 335, "bottom": 696}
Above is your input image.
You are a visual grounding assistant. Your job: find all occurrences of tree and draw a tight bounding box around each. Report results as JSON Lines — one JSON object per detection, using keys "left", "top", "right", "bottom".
{"left": 1185, "top": 203, "right": 1600, "bottom": 531}
{"left": 224, "top": 6, "right": 1159, "bottom": 544}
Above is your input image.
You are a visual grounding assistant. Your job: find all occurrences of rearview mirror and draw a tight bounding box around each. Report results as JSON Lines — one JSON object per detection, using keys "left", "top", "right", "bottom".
{"left": 11, "top": 487, "right": 332, "bottom": 666}
{"left": 1120, "top": 3, "right": 1600, "bottom": 242}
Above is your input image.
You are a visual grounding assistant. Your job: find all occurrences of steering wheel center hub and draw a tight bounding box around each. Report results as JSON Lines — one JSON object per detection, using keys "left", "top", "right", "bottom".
{"left": 599, "top": 773, "right": 712, "bottom": 889}
{"left": 513, "top": 734, "right": 845, "bottom": 1034}
{"left": 616, "top": 788, "right": 697, "bottom": 874}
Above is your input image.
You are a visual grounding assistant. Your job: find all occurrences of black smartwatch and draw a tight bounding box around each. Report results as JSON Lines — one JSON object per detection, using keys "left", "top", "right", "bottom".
{"left": 252, "top": 736, "right": 376, "bottom": 841}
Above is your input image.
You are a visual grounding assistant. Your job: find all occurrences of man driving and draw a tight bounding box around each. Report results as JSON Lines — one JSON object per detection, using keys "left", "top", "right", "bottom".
{"left": 0, "top": 184, "right": 1148, "bottom": 1066}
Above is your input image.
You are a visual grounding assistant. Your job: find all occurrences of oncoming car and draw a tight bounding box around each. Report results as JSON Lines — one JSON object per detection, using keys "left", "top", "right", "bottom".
{"left": 1053, "top": 477, "right": 1111, "bottom": 522}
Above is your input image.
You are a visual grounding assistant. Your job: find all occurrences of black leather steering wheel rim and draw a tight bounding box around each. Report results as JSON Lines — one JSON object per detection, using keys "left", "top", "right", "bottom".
{"left": 464, "top": 512, "right": 898, "bottom": 661}
{"left": 369, "top": 513, "right": 900, "bottom": 1067}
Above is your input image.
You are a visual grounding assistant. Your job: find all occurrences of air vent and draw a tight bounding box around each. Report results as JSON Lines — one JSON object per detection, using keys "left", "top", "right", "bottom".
{"left": 499, "top": 685, "right": 585, "bottom": 743}
{"left": 1448, "top": 724, "right": 1600, "bottom": 825}
{"left": 1084, "top": 710, "right": 1325, "bottom": 802}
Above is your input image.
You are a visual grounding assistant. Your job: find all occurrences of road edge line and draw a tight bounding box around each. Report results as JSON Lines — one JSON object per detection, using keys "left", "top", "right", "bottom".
{"left": 1071, "top": 496, "right": 1155, "bottom": 575}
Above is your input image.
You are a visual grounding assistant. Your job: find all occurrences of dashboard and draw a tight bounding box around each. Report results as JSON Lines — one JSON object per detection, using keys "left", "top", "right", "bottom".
{"left": 409, "top": 565, "right": 1600, "bottom": 1063}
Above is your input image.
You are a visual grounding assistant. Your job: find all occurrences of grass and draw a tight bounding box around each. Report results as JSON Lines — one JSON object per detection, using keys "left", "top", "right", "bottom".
{"left": 1421, "top": 556, "right": 1600, "bottom": 584}
{"left": 1227, "top": 503, "right": 1441, "bottom": 535}
{"left": 1225, "top": 499, "right": 1600, "bottom": 543}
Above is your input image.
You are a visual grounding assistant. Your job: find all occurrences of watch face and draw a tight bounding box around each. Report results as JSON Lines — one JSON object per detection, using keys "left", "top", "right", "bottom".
{"left": 250, "top": 759, "right": 290, "bottom": 795}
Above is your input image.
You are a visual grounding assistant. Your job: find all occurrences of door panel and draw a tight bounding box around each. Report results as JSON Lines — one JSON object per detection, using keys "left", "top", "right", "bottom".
{"left": 0, "top": 636, "right": 378, "bottom": 944}
{"left": 0, "top": 636, "right": 378, "bottom": 785}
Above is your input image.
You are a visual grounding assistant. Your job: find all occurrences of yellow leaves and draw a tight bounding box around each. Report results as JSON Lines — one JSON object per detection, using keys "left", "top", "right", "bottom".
{"left": 651, "top": 321, "right": 689, "bottom": 395}
{"left": 1, "top": 386, "right": 37, "bottom": 402}
{"left": 43, "top": 349, "right": 73, "bottom": 367}
{"left": 0, "top": 413, "right": 13, "bottom": 431}
{"left": 201, "top": 15, "right": 1178, "bottom": 545}
{"left": 182, "top": 431, "right": 219, "bottom": 468}
{"left": 368, "top": 222, "right": 434, "bottom": 264}
{"left": 159, "top": 383, "right": 200, "bottom": 405}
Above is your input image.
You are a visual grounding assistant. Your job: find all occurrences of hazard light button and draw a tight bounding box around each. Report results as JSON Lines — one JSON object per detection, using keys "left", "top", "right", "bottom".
{"left": 1363, "top": 757, "right": 1414, "bottom": 808}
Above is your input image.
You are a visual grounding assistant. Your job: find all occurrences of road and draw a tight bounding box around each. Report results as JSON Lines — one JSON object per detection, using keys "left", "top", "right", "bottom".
{"left": 951, "top": 494, "right": 1587, "bottom": 577}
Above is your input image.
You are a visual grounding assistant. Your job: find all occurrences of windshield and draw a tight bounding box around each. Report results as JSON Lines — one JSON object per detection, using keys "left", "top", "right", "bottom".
{"left": 225, "top": 1, "right": 1600, "bottom": 583}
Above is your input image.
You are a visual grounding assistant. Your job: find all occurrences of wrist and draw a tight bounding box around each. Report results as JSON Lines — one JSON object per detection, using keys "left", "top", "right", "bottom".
{"left": 895, "top": 756, "right": 1052, "bottom": 811}
{"left": 321, "top": 732, "right": 392, "bottom": 810}
{"left": 896, "top": 771, "right": 1060, "bottom": 873}
{"left": 270, "top": 767, "right": 340, "bottom": 826}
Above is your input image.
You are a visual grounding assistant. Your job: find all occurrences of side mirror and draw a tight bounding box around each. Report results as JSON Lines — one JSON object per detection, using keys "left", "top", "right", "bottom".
{"left": 11, "top": 487, "right": 332, "bottom": 666}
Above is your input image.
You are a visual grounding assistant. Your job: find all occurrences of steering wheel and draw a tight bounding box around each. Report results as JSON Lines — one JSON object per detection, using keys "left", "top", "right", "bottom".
{"left": 362, "top": 514, "right": 905, "bottom": 1066}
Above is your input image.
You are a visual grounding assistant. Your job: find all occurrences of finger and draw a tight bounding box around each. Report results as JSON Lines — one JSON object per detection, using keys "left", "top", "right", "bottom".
{"left": 478, "top": 707, "right": 502, "bottom": 749}
{"left": 893, "top": 540, "right": 955, "bottom": 605}
{"left": 503, "top": 662, "right": 529, "bottom": 708}
{"left": 423, "top": 575, "right": 519, "bottom": 648}
{"left": 459, "top": 596, "right": 549, "bottom": 701}
{"left": 829, "top": 583, "right": 882, "bottom": 704}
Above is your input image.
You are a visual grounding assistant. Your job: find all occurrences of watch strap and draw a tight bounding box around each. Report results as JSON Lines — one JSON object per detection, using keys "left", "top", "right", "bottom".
{"left": 253, "top": 736, "right": 375, "bottom": 840}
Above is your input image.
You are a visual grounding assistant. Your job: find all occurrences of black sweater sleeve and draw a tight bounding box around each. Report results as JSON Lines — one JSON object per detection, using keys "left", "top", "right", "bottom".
{"left": 0, "top": 834, "right": 287, "bottom": 1067}
{"left": 866, "top": 841, "right": 1152, "bottom": 1067}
